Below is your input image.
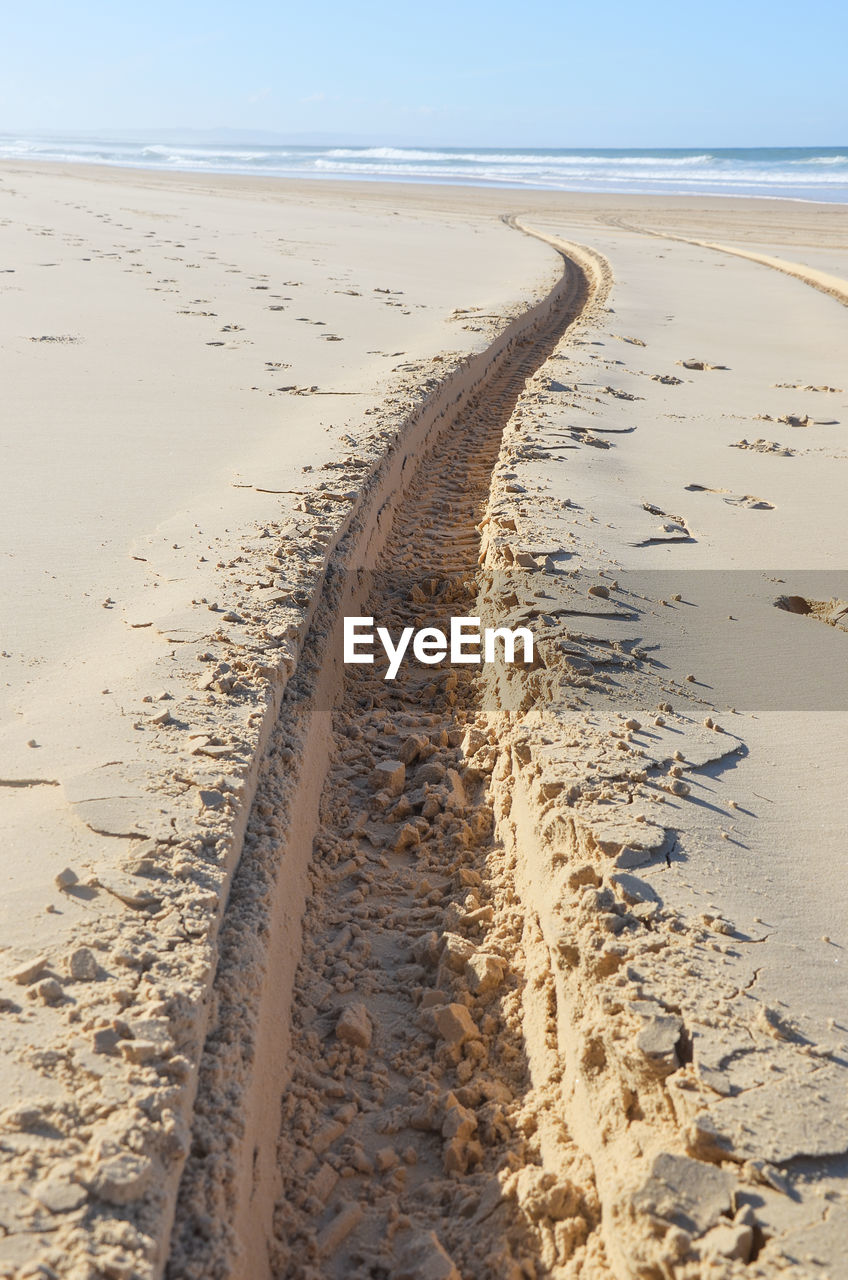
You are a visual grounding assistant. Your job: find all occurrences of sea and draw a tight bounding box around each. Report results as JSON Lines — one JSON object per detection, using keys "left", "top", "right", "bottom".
{"left": 1, "top": 136, "right": 847, "bottom": 203}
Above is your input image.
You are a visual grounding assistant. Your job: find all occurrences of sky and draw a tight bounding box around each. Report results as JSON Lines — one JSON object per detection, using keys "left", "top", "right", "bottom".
{"left": 1, "top": 0, "right": 845, "bottom": 147}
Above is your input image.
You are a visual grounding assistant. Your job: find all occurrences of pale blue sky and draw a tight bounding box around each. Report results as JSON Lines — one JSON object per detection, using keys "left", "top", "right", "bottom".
{"left": 2, "top": 0, "right": 844, "bottom": 146}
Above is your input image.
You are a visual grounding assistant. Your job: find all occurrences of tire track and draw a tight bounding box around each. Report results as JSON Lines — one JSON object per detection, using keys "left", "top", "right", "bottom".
{"left": 268, "top": 257, "right": 610, "bottom": 1278}
{"left": 598, "top": 213, "right": 848, "bottom": 307}
{"left": 167, "top": 228, "right": 608, "bottom": 1280}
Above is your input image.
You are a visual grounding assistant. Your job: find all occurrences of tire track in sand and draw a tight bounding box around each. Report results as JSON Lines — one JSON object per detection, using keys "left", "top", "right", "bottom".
{"left": 598, "top": 213, "right": 848, "bottom": 308}
{"left": 166, "top": 226, "right": 610, "bottom": 1280}
{"left": 267, "top": 250, "right": 610, "bottom": 1277}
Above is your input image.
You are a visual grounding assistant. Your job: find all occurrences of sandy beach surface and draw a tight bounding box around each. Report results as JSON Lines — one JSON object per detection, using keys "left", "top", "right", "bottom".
{"left": 1, "top": 163, "right": 847, "bottom": 1280}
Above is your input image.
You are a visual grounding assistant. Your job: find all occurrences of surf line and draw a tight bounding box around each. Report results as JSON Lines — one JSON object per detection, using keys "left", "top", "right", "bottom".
{"left": 344, "top": 615, "right": 533, "bottom": 681}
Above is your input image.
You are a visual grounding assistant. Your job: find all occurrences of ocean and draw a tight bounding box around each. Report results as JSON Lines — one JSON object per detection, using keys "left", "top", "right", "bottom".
{"left": 1, "top": 137, "right": 847, "bottom": 202}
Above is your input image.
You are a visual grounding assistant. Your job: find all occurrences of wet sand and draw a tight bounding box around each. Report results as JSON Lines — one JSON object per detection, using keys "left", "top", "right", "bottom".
{"left": 1, "top": 163, "right": 847, "bottom": 1279}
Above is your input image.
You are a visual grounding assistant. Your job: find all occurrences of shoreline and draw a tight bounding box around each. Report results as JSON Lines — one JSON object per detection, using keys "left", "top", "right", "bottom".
{"left": 6, "top": 155, "right": 848, "bottom": 204}
{"left": 4, "top": 145, "right": 848, "bottom": 204}
{"left": 1, "top": 163, "right": 847, "bottom": 1279}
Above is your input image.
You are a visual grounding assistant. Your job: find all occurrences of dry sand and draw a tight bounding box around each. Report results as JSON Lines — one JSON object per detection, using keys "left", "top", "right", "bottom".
{"left": 0, "top": 165, "right": 847, "bottom": 1280}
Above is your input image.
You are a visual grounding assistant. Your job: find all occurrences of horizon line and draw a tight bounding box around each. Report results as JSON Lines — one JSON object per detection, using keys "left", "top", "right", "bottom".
{"left": 1, "top": 130, "right": 845, "bottom": 151}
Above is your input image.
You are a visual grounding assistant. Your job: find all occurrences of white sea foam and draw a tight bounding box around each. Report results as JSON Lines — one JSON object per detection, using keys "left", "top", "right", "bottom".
{"left": 326, "top": 147, "right": 715, "bottom": 167}
{"left": 789, "top": 154, "right": 848, "bottom": 166}
{"left": 1, "top": 136, "right": 846, "bottom": 202}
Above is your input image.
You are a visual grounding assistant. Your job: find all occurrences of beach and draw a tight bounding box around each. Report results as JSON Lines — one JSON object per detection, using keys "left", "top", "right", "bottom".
{"left": 1, "top": 161, "right": 847, "bottom": 1280}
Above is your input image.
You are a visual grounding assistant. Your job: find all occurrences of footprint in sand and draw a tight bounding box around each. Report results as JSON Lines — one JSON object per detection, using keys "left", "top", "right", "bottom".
{"left": 29, "top": 334, "right": 81, "bottom": 344}
{"left": 775, "top": 595, "right": 848, "bottom": 631}
{"left": 731, "top": 438, "right": 795, "bottom": 456}
{"left": 651, "top": 373, "right": 683, "bottom": 385}
{"left": 634, "top": 503, "right": 694, "bottom": 545}
{"left": 677, "top": 358, "right": 729, "bottom": 371}
{"left": 685, "top": 483, "right": 774, "bottom": 510}
{"left": 774, "top": 383, "right": 843, "bottom": 393}
{"left": 602, "top": 385, "right": 643, "bottom": 401}
{"left": 568, "top": 426, "right": 613, "bottom": 449}
{"left": 778, "top": 413, "right": 814, "bottom": 428}
{"left": 756, "top": 412, "right": 838, "bottom": 428}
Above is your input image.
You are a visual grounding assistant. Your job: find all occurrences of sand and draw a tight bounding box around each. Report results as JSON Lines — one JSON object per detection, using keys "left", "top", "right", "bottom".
{"left": 0, "top": 163, "right": 847, "bottom": 1280}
